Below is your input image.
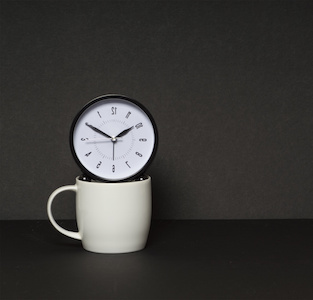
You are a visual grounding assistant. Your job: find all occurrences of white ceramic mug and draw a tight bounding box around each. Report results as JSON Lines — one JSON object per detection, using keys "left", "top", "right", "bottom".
{"left": 47, "top": 176, "right": 152, "bottom": 253}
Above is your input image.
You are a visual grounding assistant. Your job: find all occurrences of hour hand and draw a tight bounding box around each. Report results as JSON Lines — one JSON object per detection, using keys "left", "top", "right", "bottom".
{"left": 116, "top": 126, "right": 134, "bottom": 138}
{"left": 85, "top": 123, "right": 112, "bottom": 139}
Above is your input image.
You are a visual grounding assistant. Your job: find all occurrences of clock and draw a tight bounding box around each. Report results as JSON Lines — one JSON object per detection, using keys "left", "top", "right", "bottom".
{"left": 70, "top": 94, "right": 158, "bottom": 182}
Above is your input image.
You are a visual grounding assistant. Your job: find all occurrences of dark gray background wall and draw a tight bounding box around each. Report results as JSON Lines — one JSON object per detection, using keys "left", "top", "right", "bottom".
{"left": 1, "top": 1, "right": 312, "bottom": 220}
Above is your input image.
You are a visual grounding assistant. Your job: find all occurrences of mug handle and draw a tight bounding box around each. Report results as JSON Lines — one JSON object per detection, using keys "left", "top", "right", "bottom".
{"left": 47, "top": 185, "right": 81, "bottom": 240}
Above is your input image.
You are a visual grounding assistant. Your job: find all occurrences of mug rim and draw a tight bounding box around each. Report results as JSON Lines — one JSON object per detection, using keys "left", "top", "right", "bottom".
{"left": 76, "top": 175, "right": 151, "bottom": 185}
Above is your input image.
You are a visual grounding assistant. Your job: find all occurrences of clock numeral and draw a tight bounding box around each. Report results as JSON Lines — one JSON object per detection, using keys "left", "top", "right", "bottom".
{"left": 97, "top": 111, "right": 102, "bottom": 118}
{"left": 96, "top": 161, "right": 102, "bottom": 168}
{"left": 125, "top": 111, "right": 131, "bottom": 119}
{"left": 111, "top": 107, "right": 117, "bottom": 115}
{"left": 112, "top": 165, "right": 115, "bottom": 172}
{"left": 81, "top": 137, "right": 89, "bottom": 141}
{"left": 139, "top": 138, "right": 147, "bottom": 142}
{"left": 135, "top": 152, "right": 143, "bottom": 157}
{"left": 125, "top": 161, "right": 131, "bottom": 168}
{"left": 85, "top": 151, "right": 92, "bottom": 157}
{"left": 135, "top": 123, "right": 143, "bottom": 129}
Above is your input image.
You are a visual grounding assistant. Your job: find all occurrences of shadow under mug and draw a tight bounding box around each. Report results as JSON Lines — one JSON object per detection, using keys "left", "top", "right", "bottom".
{"left": 47, "top": 176, "right": 152, "bottom": 254}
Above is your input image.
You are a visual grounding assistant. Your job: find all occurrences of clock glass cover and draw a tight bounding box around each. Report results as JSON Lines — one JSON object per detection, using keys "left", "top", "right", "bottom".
{"left": 70, "top": 94, "right": 158, "bottom": 182}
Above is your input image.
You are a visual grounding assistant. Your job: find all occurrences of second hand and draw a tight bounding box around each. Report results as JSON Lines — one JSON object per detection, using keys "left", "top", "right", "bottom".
{"left": 86, "top": 137, "right": 123, "bottom": 142}
{"left": 112, "top": 137, "right": 117, "bottom": 161}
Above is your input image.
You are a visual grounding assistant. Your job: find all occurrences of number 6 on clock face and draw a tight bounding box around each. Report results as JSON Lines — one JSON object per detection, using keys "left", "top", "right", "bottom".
{"left": 70, "top": 94, "right": 158, "bottom": 182}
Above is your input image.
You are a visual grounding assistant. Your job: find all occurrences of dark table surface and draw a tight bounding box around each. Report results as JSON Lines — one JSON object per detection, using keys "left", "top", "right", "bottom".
{"left": 1, "top": 220, "right": 313, "bottom": 300}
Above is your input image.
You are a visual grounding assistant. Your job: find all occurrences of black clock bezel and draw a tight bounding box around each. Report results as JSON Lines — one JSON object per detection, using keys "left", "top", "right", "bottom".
{"left": 69, "top": 94, "right": 158, "bottom": 182}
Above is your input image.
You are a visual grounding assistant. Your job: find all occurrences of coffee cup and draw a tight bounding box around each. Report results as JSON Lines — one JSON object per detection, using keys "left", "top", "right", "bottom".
{"left": 47, "top": 176, "right": 152, "bottom": 253}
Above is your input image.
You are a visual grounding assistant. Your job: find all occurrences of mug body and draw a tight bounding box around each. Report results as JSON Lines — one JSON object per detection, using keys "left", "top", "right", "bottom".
{"left": 76, "top": 177, "right": 152, "bottom": 253}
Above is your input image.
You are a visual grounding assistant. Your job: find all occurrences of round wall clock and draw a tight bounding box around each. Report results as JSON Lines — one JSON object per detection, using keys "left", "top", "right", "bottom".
{"left": 70, "top": 94, "right": 158, "bottom": 182}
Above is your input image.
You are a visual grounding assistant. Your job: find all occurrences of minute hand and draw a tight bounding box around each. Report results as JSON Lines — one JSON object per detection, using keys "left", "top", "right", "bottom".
{"left": 85, "top": 123, "right": 112, "bottom": 139}
{"left": 116, "top": 126, "right": 134, "bottom": 138}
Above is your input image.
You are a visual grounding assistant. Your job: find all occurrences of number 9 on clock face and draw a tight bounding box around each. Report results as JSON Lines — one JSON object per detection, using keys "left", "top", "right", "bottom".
{"left": 70, "top": 95, "right": 158, "bottom": 182}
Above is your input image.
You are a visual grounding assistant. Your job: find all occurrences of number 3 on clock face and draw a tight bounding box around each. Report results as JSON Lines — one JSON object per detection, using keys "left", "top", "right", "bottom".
{"left": 69, "top": 94, "right": 158, "bottom": 182}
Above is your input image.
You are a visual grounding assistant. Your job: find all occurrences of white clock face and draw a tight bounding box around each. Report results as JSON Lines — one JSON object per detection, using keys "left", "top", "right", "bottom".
{"left": 70, "top": 95, "right": 157, "bottom": 181}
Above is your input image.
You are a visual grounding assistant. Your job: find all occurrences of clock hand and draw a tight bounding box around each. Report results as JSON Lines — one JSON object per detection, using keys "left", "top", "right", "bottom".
{"left": 86, "top": 137, "right": 123, "bottom": 142}
{"left": 116, "top": 126, "right": 134, "bottom": 138}
{"left": 85, "top": 123, "right": 112, "bottom": 139}
{"left": 113, "top": 142, "right": 115, "bottom": 161}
